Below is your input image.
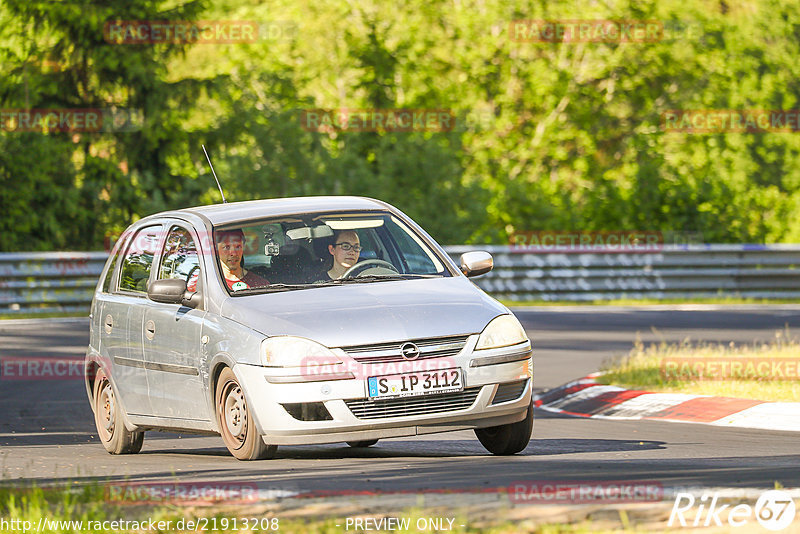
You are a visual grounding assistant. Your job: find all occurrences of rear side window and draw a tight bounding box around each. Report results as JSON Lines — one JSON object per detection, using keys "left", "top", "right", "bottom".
{"left": 118, "top": 226, "right": 162, "bottom": 294}
{"left": 101, "top": 235, "right": 128, "bottom": 293}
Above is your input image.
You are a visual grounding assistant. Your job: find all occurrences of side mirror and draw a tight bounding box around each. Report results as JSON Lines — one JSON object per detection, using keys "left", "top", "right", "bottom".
{"left": 459, "top": 251, "right": 493, "bottom": 278}
{"left": 147, "top": 279, "right": 200, "bottom": 309}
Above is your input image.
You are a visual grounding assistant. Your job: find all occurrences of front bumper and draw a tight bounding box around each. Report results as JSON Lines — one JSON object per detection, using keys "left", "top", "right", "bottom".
{"left": 234, "top": 337, "right": 533, "bottom": 445}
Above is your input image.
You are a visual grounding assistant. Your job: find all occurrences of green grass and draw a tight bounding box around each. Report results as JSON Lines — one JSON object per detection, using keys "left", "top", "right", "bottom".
{"left": 0, "top": 312, "right": 86, "bottom": 320}
{"left": 598, "top": 331, "right": 800, "bottom": 402}
{"left": 0, "top": 484, "right": 113, "bottom": 533}
{"left": 0, "top": 483, "right": 649, "bottom": 533}
{"left": 502, "top": 297, "right": 800, "bottom": 307}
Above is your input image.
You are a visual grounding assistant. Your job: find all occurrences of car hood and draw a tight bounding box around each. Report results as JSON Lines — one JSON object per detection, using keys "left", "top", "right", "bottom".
{"left": 220, "top": 276, "right": 508, "bottom": 348}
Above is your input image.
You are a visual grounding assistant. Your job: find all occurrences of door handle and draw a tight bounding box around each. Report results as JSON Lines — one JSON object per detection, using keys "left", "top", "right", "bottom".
{"left": 145, "top": 320, "right": 156, "bottom": 340}
{"left": 104, "top": 315, "right": 113, "bottom": 334}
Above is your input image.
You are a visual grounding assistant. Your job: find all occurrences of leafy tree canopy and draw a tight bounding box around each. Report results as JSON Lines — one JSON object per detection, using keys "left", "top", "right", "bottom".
{"left": 2, "top": 0, "right": 800, "bottom": 250}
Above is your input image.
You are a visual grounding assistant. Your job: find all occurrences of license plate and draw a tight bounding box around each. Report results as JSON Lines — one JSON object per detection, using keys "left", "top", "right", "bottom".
{"left": 367, "top": 368, "right": 463, "bottom": 399}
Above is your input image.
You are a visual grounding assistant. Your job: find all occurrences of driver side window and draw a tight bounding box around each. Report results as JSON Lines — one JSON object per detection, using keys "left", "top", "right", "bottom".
{"left": 158, "top": 226, "right": 201, "bottom": 293}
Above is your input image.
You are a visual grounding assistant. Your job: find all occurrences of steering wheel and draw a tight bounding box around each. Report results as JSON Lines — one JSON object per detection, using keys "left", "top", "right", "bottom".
{"left": 341, "top": 259, "right": 399, "bottom": 279}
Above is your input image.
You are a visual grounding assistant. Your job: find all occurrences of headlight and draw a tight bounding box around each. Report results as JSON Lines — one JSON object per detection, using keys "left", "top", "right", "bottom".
{"left": 261, "top": 337, "right": 343, "bottom": 368}
{"left": 475, "top": 314, "right": 528, "bottom": 350}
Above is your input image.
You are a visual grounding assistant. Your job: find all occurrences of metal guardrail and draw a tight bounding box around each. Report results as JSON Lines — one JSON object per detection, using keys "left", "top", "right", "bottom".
{"left": 0, "top": 252, "right": 108, "bottom": 315}
{"left": 446, "top": 244, "right": 800, "bottom": 301}
{"left": 2, "top": 245, "right": 800, "bottom": 315}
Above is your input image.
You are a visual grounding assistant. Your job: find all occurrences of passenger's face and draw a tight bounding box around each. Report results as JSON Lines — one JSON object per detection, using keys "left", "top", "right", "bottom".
{"left": 217, "top": 235, "right": 244, "bottom": 270}
{"left": 329, "top": 231, "right": 360, "bottom": 269}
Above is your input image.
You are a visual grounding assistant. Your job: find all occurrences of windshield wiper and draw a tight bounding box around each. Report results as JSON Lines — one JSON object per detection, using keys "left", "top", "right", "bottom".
{"left": 261, "top": 283, "right": 311, "bottom": 293}
{"left": 230, "top": 283, "right": 307, "bottom": 295}
{"left": 334, "top": 274, "right": 407, "bottom": 284}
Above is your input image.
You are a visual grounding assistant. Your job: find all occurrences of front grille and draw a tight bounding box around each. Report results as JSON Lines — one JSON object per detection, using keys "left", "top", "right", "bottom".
{"left": 341, "top": 335, "right": 471, "bottom": 364}
{"left": 491, "top": 379, "right": 529, "bottom": 405}
{"left": 345, "top": 386, "right": 483, "bottom": 420}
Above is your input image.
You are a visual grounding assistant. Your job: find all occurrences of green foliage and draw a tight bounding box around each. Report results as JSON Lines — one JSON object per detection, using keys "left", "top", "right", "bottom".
{"left": 0, "top": 134, "right": 78, "bottom": 251}
{"left": 598, "top": 330, "right": 800, "bottom": 402}
{"left": 3, "top": 0, "right": 800, "bottom": 250}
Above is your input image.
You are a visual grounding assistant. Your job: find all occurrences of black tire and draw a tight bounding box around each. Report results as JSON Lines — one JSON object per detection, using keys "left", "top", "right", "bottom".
{"left": 93, "top": 368, "right": 144, "bottom": 454}
{"left": 346, "top": 439, "right": 379, "bottom": 448}
{"left": 216, "top": 367, "right": 277, "bottom": 461}
{"left": 475, "top": 401, "right": 534, "bottom": 455}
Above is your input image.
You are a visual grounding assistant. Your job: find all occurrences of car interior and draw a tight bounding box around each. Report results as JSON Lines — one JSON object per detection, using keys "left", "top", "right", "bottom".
{"left": 221, "top": 213, "right": 445, "bottom": 289}
{"left": 243, "top": 222, "right": 380, "bottom": 285}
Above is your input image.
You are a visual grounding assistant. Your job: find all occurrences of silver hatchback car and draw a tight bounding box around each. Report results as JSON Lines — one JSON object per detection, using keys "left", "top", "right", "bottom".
{"left": 85, "top": 196, "right": 533, "bottom": 460}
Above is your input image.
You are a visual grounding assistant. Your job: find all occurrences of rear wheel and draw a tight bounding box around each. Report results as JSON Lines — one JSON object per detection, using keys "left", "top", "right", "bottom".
{"left": 475, "top": 401, "right": 534, "bottom": 455}
{"left": 346, "top": 439, "right": 378, "bottom": 448}
{"left": 216, "top": 367, "right": 277, "bottom": 461}
{"left": 93, "top": 368, "right": 144, "bottom": 454}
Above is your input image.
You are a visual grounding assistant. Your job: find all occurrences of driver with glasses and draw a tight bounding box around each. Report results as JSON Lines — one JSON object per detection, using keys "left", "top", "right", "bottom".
{"left": 324, "top": 230, "right": 362, "bottom": 280}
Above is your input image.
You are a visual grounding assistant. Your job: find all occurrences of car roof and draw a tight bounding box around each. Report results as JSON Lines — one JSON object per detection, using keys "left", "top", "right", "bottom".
{"left": 151, "top": 196, "right": 393, "bottom": 226}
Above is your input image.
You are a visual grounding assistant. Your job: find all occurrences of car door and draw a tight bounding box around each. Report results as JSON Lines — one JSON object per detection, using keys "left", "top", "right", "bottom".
{"left": 108, "top": 224, "right": 163, "bottom": 416}
{"left": 142, "top": 223, "right": 211, "bottom": 422}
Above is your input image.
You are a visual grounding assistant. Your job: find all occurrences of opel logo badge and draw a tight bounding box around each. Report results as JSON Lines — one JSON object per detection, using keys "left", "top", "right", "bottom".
{"left": 400, "top": 342, "right": 420, "bottom": 361}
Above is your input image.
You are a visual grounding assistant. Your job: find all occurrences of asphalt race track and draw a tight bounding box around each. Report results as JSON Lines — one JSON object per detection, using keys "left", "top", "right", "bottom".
{"left": 1, "top": 306, "right": 799, "bottom": 495}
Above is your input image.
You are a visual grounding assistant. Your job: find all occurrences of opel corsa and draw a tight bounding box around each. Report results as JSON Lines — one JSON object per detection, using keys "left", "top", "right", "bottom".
{"left": 85, "top": 197, "right": 533, "bottom": 460}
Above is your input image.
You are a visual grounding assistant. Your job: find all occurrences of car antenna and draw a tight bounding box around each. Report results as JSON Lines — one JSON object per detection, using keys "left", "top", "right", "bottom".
{"left": 202, "top": 144, "right": 227, "bottom": 203}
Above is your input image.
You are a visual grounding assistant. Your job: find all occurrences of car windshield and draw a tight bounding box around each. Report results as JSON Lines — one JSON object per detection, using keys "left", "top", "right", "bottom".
{"left": 213, "top": 211, "right": 451, "bottom": 294}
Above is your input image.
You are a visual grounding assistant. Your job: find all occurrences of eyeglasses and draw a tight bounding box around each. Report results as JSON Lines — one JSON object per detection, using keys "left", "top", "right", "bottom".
{"left": 334, "top": 242, "right": 362, "bottom": 252}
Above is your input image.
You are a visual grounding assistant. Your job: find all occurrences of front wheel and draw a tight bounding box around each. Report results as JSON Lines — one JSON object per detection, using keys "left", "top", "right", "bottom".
{"left": 93, "top": 368, "right": 144, "bottom": 454}
{"left": 475, "top": 401, "right": 534, "bottom": 455}
{"left": 216, "top": 367, "right": 277, "bottom": 461}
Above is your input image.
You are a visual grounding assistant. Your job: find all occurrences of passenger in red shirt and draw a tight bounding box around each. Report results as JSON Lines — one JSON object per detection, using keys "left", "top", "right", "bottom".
{"left": 216, "top": 229, "right": 269, "bottom": 291}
